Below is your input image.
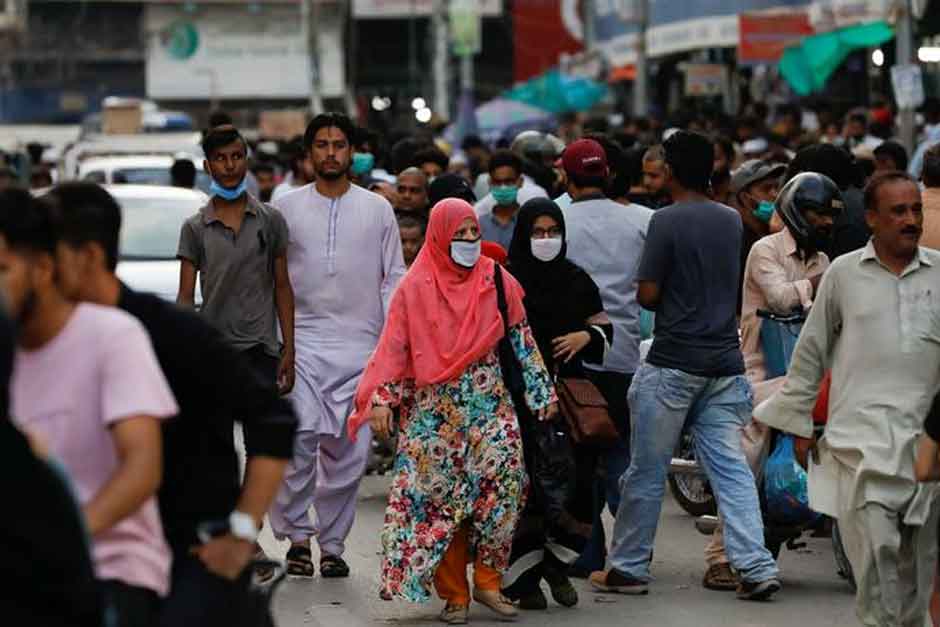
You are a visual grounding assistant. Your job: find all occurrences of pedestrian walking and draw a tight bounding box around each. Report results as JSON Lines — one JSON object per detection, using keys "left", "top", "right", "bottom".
{"left": 502, "top": 197, "right": 613, "bottom": 610}
{"left": 178, "top": 124, "right": 296, "bottom": 394}
{"left": 758, "top": 171, "right": 940, "bottom": 626}
{"left": 42, "top": 182, "right": 298, "bottom": 627}
{"left": 347, "top": 198, "right": 558, "bottom": 623}
{"left": 590, "top": 130, "right": 780, "bottom": 600}
{"left": 1, "top": 307, "right": 104, "bottom": 627}
{"left": 0, "top": 190, "right": 178, "bottom": 627}
{"left": 558, "top": 139, "right": 651, "bottom": 578}
{"left": 271, "top": 112, "right": 406, "bottom": 579}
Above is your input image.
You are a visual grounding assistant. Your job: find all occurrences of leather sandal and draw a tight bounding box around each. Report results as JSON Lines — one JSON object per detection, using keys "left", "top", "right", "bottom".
{"left": 703, "top": 563, "right": 739, "bottom": 591}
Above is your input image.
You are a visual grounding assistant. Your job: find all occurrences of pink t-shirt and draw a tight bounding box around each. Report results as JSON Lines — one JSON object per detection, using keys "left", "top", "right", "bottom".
{"left": 11, "top": 303, "right": 178, "bottom": 596}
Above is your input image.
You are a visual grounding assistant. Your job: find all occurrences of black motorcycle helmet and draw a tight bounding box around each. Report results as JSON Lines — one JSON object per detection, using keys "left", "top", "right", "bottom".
{"left": 775, "top": 172, "right": 845, "bottom": 253}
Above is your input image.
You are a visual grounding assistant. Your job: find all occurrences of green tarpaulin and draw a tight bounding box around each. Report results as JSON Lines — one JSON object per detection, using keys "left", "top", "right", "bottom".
{"left": 504, "top": 69, "right": 608, "bottom": 114}
{"left": 779, "top": 21, "right": 895, "bottom": 96}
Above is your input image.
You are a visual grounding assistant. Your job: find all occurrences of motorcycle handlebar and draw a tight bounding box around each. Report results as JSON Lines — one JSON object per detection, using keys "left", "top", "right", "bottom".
{"left": 756, "top": 309, "right": 807, "bottom": 324}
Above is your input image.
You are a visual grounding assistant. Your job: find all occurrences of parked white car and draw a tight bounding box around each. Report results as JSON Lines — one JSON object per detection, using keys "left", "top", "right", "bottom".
{"left": 111, "top": 184, "right": 206, "bottom": 304}
{"left": 79, "top": 155, "right": 211, "bottom": 193}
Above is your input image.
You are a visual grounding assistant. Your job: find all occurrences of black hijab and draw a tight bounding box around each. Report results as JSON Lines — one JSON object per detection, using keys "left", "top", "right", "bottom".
{"left": 507, "top": 198, "right": 604, "bottom": 371}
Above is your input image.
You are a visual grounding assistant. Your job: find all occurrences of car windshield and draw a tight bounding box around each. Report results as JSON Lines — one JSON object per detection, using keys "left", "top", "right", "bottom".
{"left": 113, "top": 167, "right": 172, "bottom": 185}
{"left": 119, "top": 194, "right": 203, "bottom": 260}
{"left": 113, "top": 167, "right": 211, "bottom": 193}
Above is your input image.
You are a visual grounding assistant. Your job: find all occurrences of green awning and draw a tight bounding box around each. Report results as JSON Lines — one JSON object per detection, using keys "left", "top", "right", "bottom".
{"left": 779, "top": 21, "right": 895, "bottom": 96}
{"left": 504, "top": 69, "right": 608, "bottom": 114}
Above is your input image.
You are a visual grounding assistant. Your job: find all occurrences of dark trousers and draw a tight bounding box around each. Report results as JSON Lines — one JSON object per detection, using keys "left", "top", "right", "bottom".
{"left": 241, "top": 345, "right": 279, "bottom": 391}
{"left": 100, "top": 579, "right": 159, "bottom": 627}
{"left": 159, "top": 555, "right": 273, "bottom": 627}
{"left": 571, "top": 371, "right": 633, "bottom": 574}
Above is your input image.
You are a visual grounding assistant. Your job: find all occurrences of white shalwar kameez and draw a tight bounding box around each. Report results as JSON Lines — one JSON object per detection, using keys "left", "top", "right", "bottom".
{"left": 271, "top": 182, "right": 406, "bottom": 556}
{"left": 756, "top": 242, "right": 940, "bottom": 627}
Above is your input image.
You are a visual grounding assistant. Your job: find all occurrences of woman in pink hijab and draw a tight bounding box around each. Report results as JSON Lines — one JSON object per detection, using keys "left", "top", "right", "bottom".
{"left": 348, "top": 198, "right": 558, "bottom": 623}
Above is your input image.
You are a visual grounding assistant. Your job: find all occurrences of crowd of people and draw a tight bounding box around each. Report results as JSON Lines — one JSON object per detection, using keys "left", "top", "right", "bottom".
{"left": 5, "top": 96, "right": 940, "bottom": 627}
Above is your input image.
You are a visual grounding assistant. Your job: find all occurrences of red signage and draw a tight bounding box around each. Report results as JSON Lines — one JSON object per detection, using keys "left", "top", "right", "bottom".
{"left": 513, "top": 0, "right": 583, "bottom": 83}
{"left": 738, "top": 11, "right": 814, "bottom": 64}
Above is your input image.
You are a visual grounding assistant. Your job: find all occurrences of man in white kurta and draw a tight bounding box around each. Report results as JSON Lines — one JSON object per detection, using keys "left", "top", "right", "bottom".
{"left": 271, "top": 114, "right": 406, "bottom": 575}
{"left": 755, "top": 173, "right": 940, "bottom": 626}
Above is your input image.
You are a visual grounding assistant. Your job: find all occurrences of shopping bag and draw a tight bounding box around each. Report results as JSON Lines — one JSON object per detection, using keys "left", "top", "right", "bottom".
{"left": 763, "top": 434, "right": 820, "bottom": 526}
{"left": 760, "top": 318, "right": 803, "bottom": 378}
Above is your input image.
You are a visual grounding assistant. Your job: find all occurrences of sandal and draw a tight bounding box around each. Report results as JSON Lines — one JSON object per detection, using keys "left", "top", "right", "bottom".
{"left": 253, "top": 547, "right": 276, "bottom": 584}
{"left": 320, "top": 554, "right": 351, "bottom": 578}
{"left": 286, "top": 544, "right": 315, "bottom": 578}
{"left": 703, "top": 563, "right": 739, "bottom": 591}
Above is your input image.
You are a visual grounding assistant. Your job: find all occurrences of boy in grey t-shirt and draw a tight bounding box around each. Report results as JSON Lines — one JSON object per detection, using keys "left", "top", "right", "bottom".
{"left": 177, "top": 126, "right": 295, "bottom": 395}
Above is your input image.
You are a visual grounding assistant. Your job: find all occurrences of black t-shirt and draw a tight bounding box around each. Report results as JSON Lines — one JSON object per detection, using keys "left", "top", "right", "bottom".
{"left": 637, "top": 199, "right": 745, "bottom": 377}
{"left": 1, "top": 420, "right": 103, "bottom": 626}
{"left": 118, "top": 286, "right": 297, "bottom": 555}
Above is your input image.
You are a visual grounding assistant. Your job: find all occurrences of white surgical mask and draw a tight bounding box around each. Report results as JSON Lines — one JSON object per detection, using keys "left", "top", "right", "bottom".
{"left": 450, "top": 238, "right": 482, "bottom": 268}
{"left": 531, "top": 237, "right": 563, "bottom": 262}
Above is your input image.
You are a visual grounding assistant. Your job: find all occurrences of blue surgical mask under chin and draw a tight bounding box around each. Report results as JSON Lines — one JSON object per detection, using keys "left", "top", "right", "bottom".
{"left": 450, "top": 238, "right": 482, "bottom": 269}
{"left": 753, "top": 200, "right": 775, "bottom": 224}
{"left": 210, "top": 178, "right": 248, "bottom": 201}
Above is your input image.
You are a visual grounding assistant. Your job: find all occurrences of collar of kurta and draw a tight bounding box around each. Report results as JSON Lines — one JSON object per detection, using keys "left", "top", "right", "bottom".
{"left": 860, "top": 239, "right": 934, "bottom": 276}
{"left": 202, "top": 194, "right": 260, "bottom": 225}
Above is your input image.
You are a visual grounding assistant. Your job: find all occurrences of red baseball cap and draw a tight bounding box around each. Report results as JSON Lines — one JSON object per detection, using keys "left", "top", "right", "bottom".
{"left": 562, "top": 139, "right": 608, "bottom": 178}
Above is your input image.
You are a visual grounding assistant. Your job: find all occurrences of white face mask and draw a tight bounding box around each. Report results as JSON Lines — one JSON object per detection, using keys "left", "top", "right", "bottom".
{"left": 531, "top": 237, "right": 563, "bottom": 262}
{"left": 450, "top": 238, "right": 482, "bottom": 268}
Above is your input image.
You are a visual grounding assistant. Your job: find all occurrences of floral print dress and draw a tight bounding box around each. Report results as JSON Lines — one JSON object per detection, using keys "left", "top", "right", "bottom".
{"left": 371, "top": 321, "right": 556, "bottom": 603}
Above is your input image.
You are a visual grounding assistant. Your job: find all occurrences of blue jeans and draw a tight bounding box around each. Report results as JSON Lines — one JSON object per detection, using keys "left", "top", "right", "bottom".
{"left": 608, "top": 364, "right": 778, "bottom": 584}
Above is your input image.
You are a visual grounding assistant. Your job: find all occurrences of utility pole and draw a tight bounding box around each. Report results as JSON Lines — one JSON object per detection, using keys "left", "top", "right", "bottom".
{"left": 583, "top": 0, "right": 596, "bottom": 50}
{"left": 432, "top": 0, "right": 450, "bottom": 120}
{"left": 302, "top": 0, "right": 324, "bottom": 115}
{"left": 896, "top": 0, "right": 915, "bottom": 153}
{"left": 633, "top": 0, "right": 648, "bottom": 118}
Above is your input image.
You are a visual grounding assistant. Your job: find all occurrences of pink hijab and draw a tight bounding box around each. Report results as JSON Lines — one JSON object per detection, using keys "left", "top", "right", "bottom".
{"left": 348, "top": 198, "right": 526, "bottom": 439}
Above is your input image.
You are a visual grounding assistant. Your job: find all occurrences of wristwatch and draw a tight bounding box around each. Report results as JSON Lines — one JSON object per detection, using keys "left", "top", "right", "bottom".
{"left": 229, "top": 511, "right": 259, "bottom": 543}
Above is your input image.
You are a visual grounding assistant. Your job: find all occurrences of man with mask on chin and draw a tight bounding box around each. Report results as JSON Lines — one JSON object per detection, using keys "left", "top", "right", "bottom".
{"left": 730, "top": 159, "right": 786, "bottom": 313}
{"left": 270, "top": 113, "right": 406, "bottom": 580}
{"left": 178, "top": 125, "right": 296, "bottom": 397}
{"left": 701, "top": 172, "right": 840, "bottom": 592}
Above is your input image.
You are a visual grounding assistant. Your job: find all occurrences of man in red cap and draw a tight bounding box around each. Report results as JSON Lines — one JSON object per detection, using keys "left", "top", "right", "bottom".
{"left": 559, "top": 138, "right": 654, "bottom": 578}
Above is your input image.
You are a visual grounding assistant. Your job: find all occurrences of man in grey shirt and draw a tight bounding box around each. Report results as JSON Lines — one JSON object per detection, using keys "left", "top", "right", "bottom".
{"left": 559, "top": 138, "right": 652, "bottom": 576}
{"left": 178, "top": 125, "right": 296, "bottom": 394}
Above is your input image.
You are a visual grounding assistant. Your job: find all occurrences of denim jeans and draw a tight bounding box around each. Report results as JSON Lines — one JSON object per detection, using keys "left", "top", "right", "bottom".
{"left": 608, "top": 364, "right": 778, "bottom": 584}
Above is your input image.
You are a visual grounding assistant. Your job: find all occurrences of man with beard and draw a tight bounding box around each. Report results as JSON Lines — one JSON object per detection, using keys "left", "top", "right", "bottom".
{"left": 177, "top": 125, "right": 295, "bottom": 396}
{"left": 638, "top": 145, "right": 672, "bottom": 209}
{"left": 702, "top": 172, "right": 840, "bottom": 591}
{"left": 758, "top": 172, "right": 940, "bottom": 625}
{"left": 0, "top": 190, "right": 177, "bottom": 626}
{"left": 271, "top": 113, "right": 406, "bottom": 579}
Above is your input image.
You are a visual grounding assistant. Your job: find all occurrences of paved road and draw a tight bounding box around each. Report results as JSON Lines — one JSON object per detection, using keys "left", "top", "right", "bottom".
{"left": 259, "top": 476, "right": 859, "bottom": 627}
